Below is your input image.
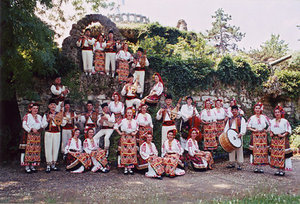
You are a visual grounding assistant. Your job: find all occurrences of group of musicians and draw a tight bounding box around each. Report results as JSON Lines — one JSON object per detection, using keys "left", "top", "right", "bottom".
{"left": 20, "top": 31, "right": 293, "bottom": 178}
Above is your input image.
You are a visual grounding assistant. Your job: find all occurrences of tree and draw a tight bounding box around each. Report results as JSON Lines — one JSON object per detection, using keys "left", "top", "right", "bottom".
{"left": 248, "top": 34, "right": 289, "bottom": 63}
{"left": 206, "top": 8, "right": 245, "bottom": 55}
{"left": 0, "top": 0, "right": 58, "bottom": 161}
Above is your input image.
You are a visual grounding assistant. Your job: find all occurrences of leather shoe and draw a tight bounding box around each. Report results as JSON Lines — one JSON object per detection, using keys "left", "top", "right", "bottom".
{"left": 237, "top": 166, "right": 242, "bottom": 171}
{"left": 45, "top": 166, "right": 51, "bottom": 173}
{"left": 226, "top": 164, "right": 235, "bottom": 169}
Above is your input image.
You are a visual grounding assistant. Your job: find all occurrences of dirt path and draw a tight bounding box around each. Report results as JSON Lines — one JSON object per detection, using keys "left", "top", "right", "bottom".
{"left": 0, "top": 156, "right": 299, "bottom": 203}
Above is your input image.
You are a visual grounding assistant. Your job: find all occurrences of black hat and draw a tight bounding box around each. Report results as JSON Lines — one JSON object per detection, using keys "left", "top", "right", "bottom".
{"left": 101, "top": 103, "right": 108, "bottom": 109}
{"left": 87, "top": 100, "right": 93, "bottom": 105}
{"left": 137, "top": 47, "right": 144, "bottom": 53}
{"left": 165, "top": 94, "right": 173, "bottom": 100}
{"left": 231, "top": 105, "right": 239, "bottom": 110}
{"left": 186, "top": 96, "right": 193, "bottom": 101}
{"left": 48, "top": 99, "right": 56, "bottom": 105}
{"left": 64, "top": 100, "right": 70, "bottom": 105}
{"left": 85, "top": 28, "right": 91, "bottom": 33}
{"left": 128, "top": 73, "right": 134, "bottom": 78}
{"left": 108, "top": 30, "right": 114, "bottom": 34}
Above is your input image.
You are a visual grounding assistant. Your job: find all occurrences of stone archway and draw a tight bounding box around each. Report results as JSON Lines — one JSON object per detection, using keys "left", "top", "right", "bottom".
{"left": 62, "top": 14, "right": 124, "bottom": 68}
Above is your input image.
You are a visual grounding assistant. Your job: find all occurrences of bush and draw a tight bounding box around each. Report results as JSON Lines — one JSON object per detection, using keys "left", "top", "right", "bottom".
{"left": 290, "top": 125, "right": 300, "bottom": 149}
{"left": 275, "top": 70, "right": 300, "bottom": 99}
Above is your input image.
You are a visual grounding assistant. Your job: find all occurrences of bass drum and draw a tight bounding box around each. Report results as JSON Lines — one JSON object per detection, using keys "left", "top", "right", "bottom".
{"left": 219, "top": 129, "right": 242, "bottom": 153}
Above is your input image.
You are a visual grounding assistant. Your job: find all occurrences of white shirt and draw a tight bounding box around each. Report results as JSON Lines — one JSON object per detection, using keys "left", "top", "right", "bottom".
{"left": 212, "top": 107, "right": 227, "bottom": 120}
{"left": 180, "top": 104, "right": 199, "bottom": 122}
{"left": 270, "top": 118, "right": 292, "bottom": 135}
{"left": 121, "top": 83, "right": 142, "bottom": 97}
{"left": 200, "top": 109, "right": 217, "bottom": 122}
{"left": 114, "top": 118, "right": 138, "bottom": 134}
{"left": 50, "top": 85, "right": 68, "bottom": 97}
{"left": 156, "top": 106, "right": 180, "bottom": 122}
{"left": 162, "top": 139, "right": 184, "bottom": 157}
{"left": 80, "top": 112, "right": 100, "bottom": 125}
{"left": 76, "top": 37, "right": 95, "bottom": 47}
{"left": 185, "top": 138, "right": 200, "bottom": 157}
{"left": 61, "top": 112, "right": 78, "bottom": 127}
{"left": 108, "top": 101, "right": 124, "bottom": 115}
{"left": 224, "top": 116, "right": 247, "bottom": 135}
{"left": 227, "top": 107, "right": 244, "bottom": 117}
{"left": 116, "top": 50, "right": 133, "bottom": 61}
{"left": 150, "top": 82, "right": 164, "bottom": 96}
{"left": 136, "top": 113, "right": 153, "bottom": 128}
{"left": 97, "top": 113, "right": 115, "bottom": 127}
{"left": 41, "top": 112, "right": 59, "bottom": 129}
{"left": 247, "top": 115, "right": 270, "bottom": 131}
{"left": 22, "top": 113, "right": 42, "bottom": 132}
{"left": 64, "top": 138, "right": 82, "bottom": 153}
{"left": 83, "top": 138, "right": 99, "bottom": 154}
{"left": 132, "top": 57, "right": 149, "bottom": 68}
{"left": 140, "top": 142, "right": 158, "bottom": 160}
{"left": 94, "top": 41, "right": 106, "bottom": 51}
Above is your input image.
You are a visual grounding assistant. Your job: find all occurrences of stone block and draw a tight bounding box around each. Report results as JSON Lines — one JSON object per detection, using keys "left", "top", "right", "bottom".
{"left": 97, "top": 94, "right": 106, "bottom": 100}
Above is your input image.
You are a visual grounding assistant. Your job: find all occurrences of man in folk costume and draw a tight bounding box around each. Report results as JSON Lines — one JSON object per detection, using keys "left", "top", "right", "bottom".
{"left": 80, "top": 101, "right": 100, "bottom": 133}
{"left": 116, "top": 42, "right": 134, "bottom": 83}
{"left": 108, "top": 92, "right": 124, "bottom": 125}
{"left": 156, "top": 94, "right": 180, "bottom": 149}
{"left": 93, "top": 103, "right": 115, "bottom": 158}
{"left": 41, "top": 99, "right": 62, "bottom": 173}
{"left": 121, "top": 73, "right": 142, "bottom": 109}
{"left": 224, "top": 105, "right": 247, "bottom": 170}
{"left": 50, "top": 76, "right": 69, "bottom": 112}
{"left": 61, "top": 100, "right": 79, "bottom": 154}
{"left": 132, "top": 47, "right": 149, "bottom": 98}
{"left": 212, "top": 98, "right": 228, "bottom": 142}
{"left": 247, "top": 102, "right": 270, "bottom": 173}
{"left": 21, "top": 103, "right": 43, "bottom": 173}
{"left": 140, "top": 133, "right": 164, "bottom": 179}
{"left": 179, "top": 96, "right": 199, "bottom": 149}
{"left": 104, "top": 30, "right": 121, "bottom": 77}
{"left": 269, "top": 105, "right": 293, "bottom": 176}
{"left": 76, "top": 28, "right": 96, "bottom": 75}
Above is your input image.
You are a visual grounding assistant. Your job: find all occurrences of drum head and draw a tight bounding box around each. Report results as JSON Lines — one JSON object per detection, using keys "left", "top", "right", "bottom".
{"left": 227, "top": 129, "right": 242, "bottom": 148}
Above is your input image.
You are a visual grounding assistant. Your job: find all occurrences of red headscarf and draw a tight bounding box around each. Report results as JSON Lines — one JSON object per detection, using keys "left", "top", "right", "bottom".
{"left": 167, "top": 129, "right": 177, "bottom": 136}
{"left": 153, "top": 72, "right": 164, "bottom": 87}
{"left": 204, "top": 98, "right": 212, "bottom": 109}
{"left": 254, "top": 102, "right": 264, "bottom": 114}
{"left": 274, "top": 105, "right": 285, "bottom": 118}
{"left": 215, "top": 98, "right": 223, "bottom": 107}
{"left": 231, "top": 98, "right": 237, "bottom": 106}
{"left": 112, "top": 92, "right": 121, "bottom": 101}
{"left": 85, "top": 128, "right": 94, "bottom": 139}
{"left": 96, "top": 33, "right": 105, "bottom": 42}
{"left": 125, "top": 107, "right": 135, "bottom": 119}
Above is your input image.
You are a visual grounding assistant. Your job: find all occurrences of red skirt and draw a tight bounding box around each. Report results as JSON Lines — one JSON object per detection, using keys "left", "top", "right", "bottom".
{"left": 187, "top": 151, "right": 214, "bottom": 170}
{"left": 117, "top": 61, "right": 129, "bottom": 82}
{"left": 114, "top": 113, "right": 123, "bottom": 125}
{"left": 202, "top": 123, "right": 217, "bottom": 150}
{"left": 163, "top": 154, "right": 180, "bottom": 176}
{"left": 148, "top": 155, "right": 165, "bottom": 176}
{"left": 138, "top": 126, "right": 153, "bottom": 146}
{"left": 90, "top": 149, "right": 108, "bottom": 167}
{"left": 215, "top": 120, "right": 225, "bottom": 141}
{"left": 146, "top": 94, "right": 160, "bottom": 104}
{"left": 94, "top": 51, "right": 105, "bottom": 73}
{"left": 119, "top": 134, "right": 137, "bottom": 167}
{"left": 22, "top": 132, "right": 41, "bottom": 166}
{"left": 270, "top": 135, "right": 292, "bottom": 169}
{"left": 66, "top": 151, "right": 91, "bottom": 169}
{"left": 249, "top": 131, "right": 269, "bottom": 165}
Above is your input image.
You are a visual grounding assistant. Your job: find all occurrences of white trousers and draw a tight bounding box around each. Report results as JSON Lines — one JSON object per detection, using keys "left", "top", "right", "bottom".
{"left": 125, "top": 99, "right": 141, "bottom": 109}
{"left": 105, "top": 53, "right": 116, "bottom": 75}
{"left": 161, "top": 125, "right": 176, "bottom": 149}
{"left": 93, "top": 128, "right": 114, "bottom": 149}
{"left": 229, "top": 145, "right": 244, "bottom": 165}
{"left": 44, "top": 132, "right": 61, "bottom": 165}
{"left": 82, "top": 50, "right": 93, "bottom": 73}
{"left": 61, "top": 129, "right": 72, "bottom": 153}
{"left": 134, "top": 71, "right": 145, "bottom": 94}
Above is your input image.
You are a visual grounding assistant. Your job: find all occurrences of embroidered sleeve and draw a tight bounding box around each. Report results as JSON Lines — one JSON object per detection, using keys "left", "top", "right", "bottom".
{"left": 140, "top": 143, "right": 148, "bottom": 160}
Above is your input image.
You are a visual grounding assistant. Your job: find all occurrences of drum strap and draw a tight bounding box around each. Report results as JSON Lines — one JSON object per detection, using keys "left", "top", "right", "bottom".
{"left": 229, "top": 116, "right": 242, "bottom": 133}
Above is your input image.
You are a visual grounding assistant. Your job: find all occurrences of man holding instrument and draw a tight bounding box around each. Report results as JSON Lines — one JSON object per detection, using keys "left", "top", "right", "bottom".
{"left": 50, "top": 76, "right": 69, "bottom": 112}
{"left": 42, "top": 99, "right": 62, "bottom": 173}
{"left": 80, "top": 100, "right": 100, "bottom": 133}
{"left": 224, "top": 105, "right": 246, "bottom": 170}
{"left": 121, "top": 73, "right": 142, "bottom": 109}
{"left": 156, "top": 94, "right": 181, "bottom": 148}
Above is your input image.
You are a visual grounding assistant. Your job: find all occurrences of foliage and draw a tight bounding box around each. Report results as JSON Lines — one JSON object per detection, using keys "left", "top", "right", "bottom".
{"left": 274, "top": 69, "right": 300, "bottom": 99}
{"left": 206, "top": 8, "right": 245, "bottom": 54}
{"left": 248, "top": 34, "right": 289, "bottom": 63}
{"left": 288, "top": 52, "right": 300, "bottom": 71}
{"left": 290, "top": 125, "right": 300, "bottom": 149}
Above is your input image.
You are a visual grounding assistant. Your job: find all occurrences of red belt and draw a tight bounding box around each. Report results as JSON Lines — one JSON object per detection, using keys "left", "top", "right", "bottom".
{"left": 102, "top": 126, "right": 113, "bottom": 129}
{"left": 86, "top": 124, "right": 96, "bottom": 128}
{"left": 63, "top": 124, "right": 74, "bottom": 130}
{"left": 162, "top": 121, "right": 175, "bottom": 126}
{"left": 126, "top": 96, "right": 137, "bottom": 100}
{"left": 82, "top": 48, "right": 92, "bottom": 51}
{"left": 135, "top": 67, "right": 145, "bottom": 71}
{"left": 106, "top": 51, "right": 116, "bottom": 53}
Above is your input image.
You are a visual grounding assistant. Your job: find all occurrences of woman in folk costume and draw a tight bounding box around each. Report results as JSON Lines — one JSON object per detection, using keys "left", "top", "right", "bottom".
{"left": 227, "top": 98, "right": 245, "bottom": 117}
{"left": 269, "top": 105, "right": 293, "bottom": 176}
{"left": 140, "top": 133, "right": 165, "bottom": 179}
{"left": 83, "top": 128, "right": 109, "bottom": 173}
{"left": 116, "top": 42, "right": 134, "bottom": 83}
{"left": 142, "top": 72, "right": 164, "bottom": 104}
{"left": 162, "top": 129, "right": 185, "bottom": 177}
{"left": 65, "top": 128, "right": 91, "bottom": 173}
{"left": 94, "top": 33, "right": 106, "bottom": 74}
{"left": 247, "top": 102, "right": 270, "bottom": 173}
{"left": 185, "top": 128, "right": 214, "bottom": 170}
{"left": 114, "top": 107, "right": 138, "bottom": 175}
{"left": 136, "top": 104, "right": 153, "bottom": 170}
{"left": 200, "top": 98, "right": 218, "bottom": 151}
{"left": 212, "top": 99, "right": 228, "bottom": 141}
{"left": 108, "top": 92, "right": 124, "bottom": 125}
{"left": 21, "top": 103, "right": 42, "bottom": 173}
